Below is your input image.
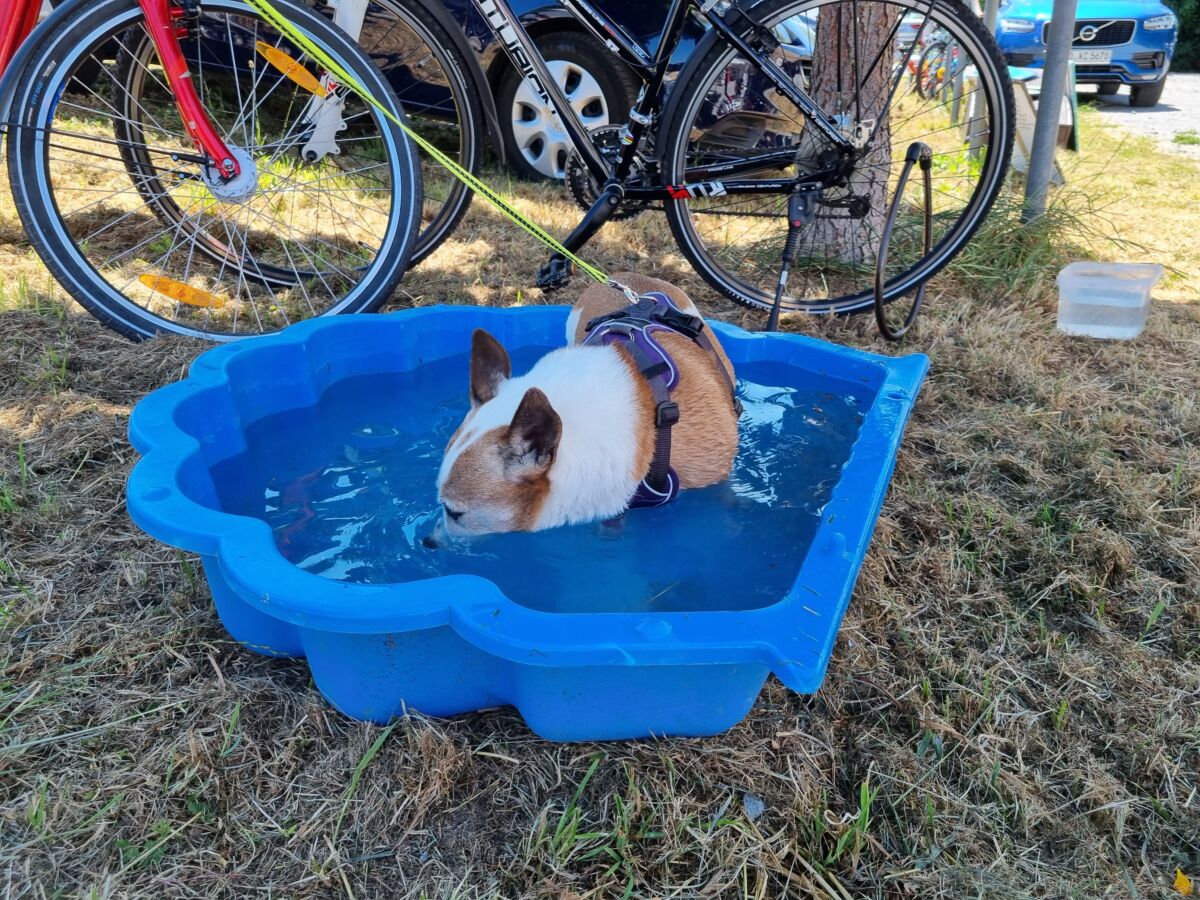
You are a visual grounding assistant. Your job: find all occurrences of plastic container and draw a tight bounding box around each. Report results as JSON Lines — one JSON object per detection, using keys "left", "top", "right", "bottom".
{"left": 126, "top": 307, "right": 928, "bottom": 741}
{"left": 1056, "top": 262, "right": 1164, "bottom": 340}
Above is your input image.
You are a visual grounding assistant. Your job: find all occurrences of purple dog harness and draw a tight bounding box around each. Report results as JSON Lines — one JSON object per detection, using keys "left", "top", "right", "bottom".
{"left": 582, "top": 291, "right": 741, "bottom": 509}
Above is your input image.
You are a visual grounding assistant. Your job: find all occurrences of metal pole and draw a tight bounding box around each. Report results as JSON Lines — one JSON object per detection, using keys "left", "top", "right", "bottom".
{"left": 982, "top": 0, "right": 1000, "bottom": 30}
{"left": 951, "top": 61, "right": 964, "bottom": 127}
{"left": 967, "top": 0, "right": 999, "bottom": 156}
{"left": 1022, "top": 0, "right": 1077, "bottom": 221}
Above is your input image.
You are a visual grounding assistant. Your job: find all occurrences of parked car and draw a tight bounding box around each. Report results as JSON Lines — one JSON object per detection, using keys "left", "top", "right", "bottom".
{"left": 433, "top": 0, "right": 813, "bottom": 181}
{"left": 439, "top": 0, "right": 704, "bottom": 180}
{"left": 993, "top": 0, "right": 1178, "bottom": 107}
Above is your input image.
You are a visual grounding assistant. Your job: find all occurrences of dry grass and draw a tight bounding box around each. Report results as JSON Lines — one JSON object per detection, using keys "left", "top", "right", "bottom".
{"left": 1, "top": 107, "right": 1199, "bottom": 899}
{"left": 1058, "top": 105, "right": 1200, "bottom": 303}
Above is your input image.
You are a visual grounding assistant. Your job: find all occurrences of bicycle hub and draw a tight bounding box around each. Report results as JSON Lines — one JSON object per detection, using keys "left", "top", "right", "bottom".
{"left": 203, "top": 146, "right": 258, "bottom": 203}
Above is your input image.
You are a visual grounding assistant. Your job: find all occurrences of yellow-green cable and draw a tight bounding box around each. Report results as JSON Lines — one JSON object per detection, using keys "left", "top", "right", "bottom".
{"left": 242, "top": 0, "right": 610, "bottom": 284}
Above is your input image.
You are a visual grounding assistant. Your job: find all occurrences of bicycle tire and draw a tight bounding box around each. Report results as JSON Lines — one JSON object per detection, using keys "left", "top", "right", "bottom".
{"left": 916, "top": 40, "right": 947, "bottom": 101}
{"left": 6, "top": 0, "right": 423, "bottom": 341}
{"left": 658, "top": 0, "right": 1015, "bottom": 317}
{"left": 111, "top": 0, "right": 482, "bottom": 268}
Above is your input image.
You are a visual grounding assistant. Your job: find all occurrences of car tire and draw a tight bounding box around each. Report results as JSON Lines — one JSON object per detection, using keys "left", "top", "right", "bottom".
{"left": 1129, "top": 77, "right": 1166, "bottom": 108}
{"left": 496, "top": 31, "right": 639, "bottom": 180}
{"left": 1096, "top": 83, "right": 1120, "bottom": 96}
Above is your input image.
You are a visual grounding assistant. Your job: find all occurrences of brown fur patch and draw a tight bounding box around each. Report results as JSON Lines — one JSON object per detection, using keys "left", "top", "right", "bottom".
{"left": 508, "top": 471, "right": 552, "bottom": 531}
{"left": 574, "top": 273, "right": 739, "bottom": 490}
{"left": 654, "top": 331, "right": 739, "bottom": 488}
{"left": 442, "top": 427, "right": 553, "bottom": 531}
{"left": 444, "top": 407, "right": 476, "bottom": 453}
{"left": 570, "top": 282, "right": 630, "bottom": 345}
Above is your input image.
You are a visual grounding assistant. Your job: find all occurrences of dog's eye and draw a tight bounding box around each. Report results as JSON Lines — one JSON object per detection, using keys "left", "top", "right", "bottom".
{"left": 442, "top": 503, "right": 465, "bottom": 522}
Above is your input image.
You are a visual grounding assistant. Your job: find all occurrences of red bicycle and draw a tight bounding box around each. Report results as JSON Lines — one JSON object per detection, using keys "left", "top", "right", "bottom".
{"left": 0, "top": 0, "right": 423, "bottom": 339}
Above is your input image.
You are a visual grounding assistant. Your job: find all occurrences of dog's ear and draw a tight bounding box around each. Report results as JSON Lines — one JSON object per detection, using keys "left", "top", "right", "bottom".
{"left": 505, "top": 388, "right": 561, "bottom": 474}
{"left": 470, "top": 329, "right": 511, "bottom": 407}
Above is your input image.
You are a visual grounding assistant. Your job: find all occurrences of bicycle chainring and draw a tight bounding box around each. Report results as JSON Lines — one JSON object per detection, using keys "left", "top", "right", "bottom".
{"left": 566, "top": 126, "right": 652, "bottom": 222}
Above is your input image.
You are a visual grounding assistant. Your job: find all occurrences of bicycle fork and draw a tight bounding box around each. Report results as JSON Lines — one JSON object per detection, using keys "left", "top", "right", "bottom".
{"left": 299, "top": 0, "right": 367, "bottom": 162}
{"left": 139, "top": 0, "right": 351, "bottom": 174}
{"left": 0, "top": 0, "right": 40, "bottom": 80}
{"left": 139, "top": 0, "right": 243, "bottom": 178}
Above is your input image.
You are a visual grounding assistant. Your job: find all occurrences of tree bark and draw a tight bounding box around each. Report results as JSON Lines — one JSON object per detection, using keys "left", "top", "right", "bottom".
{"left": 805, "top": 2, "right": 898, "bottom": 264}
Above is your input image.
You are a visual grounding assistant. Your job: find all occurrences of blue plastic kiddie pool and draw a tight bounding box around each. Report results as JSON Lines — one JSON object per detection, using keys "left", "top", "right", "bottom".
{"left": 127, "top": 307, "right": 927, "bottom": 741}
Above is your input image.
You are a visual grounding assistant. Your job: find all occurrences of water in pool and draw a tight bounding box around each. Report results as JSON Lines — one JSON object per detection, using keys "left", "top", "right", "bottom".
{"left": 213, "top": 349, "right": 867, "bottom": 614}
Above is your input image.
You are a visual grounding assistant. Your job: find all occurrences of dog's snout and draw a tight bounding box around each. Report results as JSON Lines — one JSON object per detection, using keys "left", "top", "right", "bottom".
{"left": 423, "top": 513, "right": 450, "bottom": 549}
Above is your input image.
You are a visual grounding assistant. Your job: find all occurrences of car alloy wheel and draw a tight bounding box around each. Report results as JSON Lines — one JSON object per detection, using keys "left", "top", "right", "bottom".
{"left": 511, "top": 60, "right": 609, "bottom": 179}
{"left": 497, "top": 31, "right": 638, "bottom": 181}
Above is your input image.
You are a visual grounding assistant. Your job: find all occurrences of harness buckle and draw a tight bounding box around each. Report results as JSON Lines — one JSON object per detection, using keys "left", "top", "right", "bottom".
{"left": 584, "top": 309, "right": 628, "bottom": 333}
{"left": 655, "top": 400, "right": 680, "bottom": 427}
{"left": 653, "top": 305, "right": 705, "bottom": 338}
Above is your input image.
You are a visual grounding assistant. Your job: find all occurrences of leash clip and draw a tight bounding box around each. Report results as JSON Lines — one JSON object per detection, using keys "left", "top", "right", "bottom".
{"left": 608, "top": 279, "right": 640, "bottom": 304}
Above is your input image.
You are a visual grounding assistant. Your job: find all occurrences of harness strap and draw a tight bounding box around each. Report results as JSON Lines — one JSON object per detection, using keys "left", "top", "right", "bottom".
{"left": 583, "top": 291, "right": 739, "bottom": 509}
{"left": 622, "top": 338, "right": 679, "bottom": 502}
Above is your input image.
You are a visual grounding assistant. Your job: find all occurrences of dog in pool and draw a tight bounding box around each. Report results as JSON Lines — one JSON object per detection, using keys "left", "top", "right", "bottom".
{"left": 433, "top": 273, "right": 740, "bottom": 537}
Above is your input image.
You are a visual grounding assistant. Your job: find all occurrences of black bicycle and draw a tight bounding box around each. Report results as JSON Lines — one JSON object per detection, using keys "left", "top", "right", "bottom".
{"left": 456, "top": 0, "right": 1015, "bottom": 315}
{"left": 4, "top": 0, "right": 1014, "bottom": 337}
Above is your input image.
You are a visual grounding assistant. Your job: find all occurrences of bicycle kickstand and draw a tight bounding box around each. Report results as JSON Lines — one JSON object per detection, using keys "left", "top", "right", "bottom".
{"left": 874, "top": 141, "right": 933, "bottom": 341}
{"left": 766, "top": 186, "right": 819, "bottom": 331}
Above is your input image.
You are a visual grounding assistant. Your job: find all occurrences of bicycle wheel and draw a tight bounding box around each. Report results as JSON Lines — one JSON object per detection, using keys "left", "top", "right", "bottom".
{"left": 659, "top": 0, "right": 1014, "bottom": 316}
{"left": 111, "top": 0, "right": 481, "bottom": 268}
{"left": 6, "top": 0, "right": 422, "bottom": 340}
{"left": 361, "top": 0, "right": 483, "bottom": 264}
{"left": 916, "top": 40, "right": 947, "bottom": 101}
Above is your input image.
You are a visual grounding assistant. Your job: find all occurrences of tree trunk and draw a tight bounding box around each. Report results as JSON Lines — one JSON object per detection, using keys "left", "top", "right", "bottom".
{"left": 805, "top": 2, "right": 898, "bottom": 265}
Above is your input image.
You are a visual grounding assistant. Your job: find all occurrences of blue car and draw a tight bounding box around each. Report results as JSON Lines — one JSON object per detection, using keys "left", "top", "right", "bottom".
{"left": 994, "top": 0, "right": 1178, "bottom": 107}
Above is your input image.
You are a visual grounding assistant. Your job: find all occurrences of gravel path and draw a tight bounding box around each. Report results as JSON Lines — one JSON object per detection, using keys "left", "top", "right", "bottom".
{"left": 1084, "top": 71, "right": 1200, "bottom": 159}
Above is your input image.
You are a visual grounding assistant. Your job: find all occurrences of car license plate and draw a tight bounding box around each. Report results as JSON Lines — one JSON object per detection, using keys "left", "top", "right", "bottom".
{"left": 1070, "top": 49, "right": 1112, "bottom": 63}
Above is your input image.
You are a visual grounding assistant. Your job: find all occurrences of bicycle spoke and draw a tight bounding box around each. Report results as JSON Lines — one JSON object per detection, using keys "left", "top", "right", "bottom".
{"left": 664, "top": 0, "right": 1010, "bottom": 312}
{"left": 18, "top": 3, "right": 417, "bottom": 338}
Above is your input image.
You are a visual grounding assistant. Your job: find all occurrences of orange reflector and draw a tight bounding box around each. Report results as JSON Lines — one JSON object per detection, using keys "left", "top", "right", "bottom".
{"left": 139, "top": 274, "right": 225, "bottom": 309}
{"left": 255, "top": 41, "right": 327, "bottom": 97}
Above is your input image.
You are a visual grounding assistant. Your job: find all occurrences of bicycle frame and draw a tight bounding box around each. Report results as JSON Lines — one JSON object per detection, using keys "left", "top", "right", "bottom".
{"left": 472, "top": 0, "right": 858, "bottom": 197}
{"left": 0, "top": 0, "right": 241, "bottom": 176}
{"left": 0, "top": 0, "right": 40, "bottom": 80}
